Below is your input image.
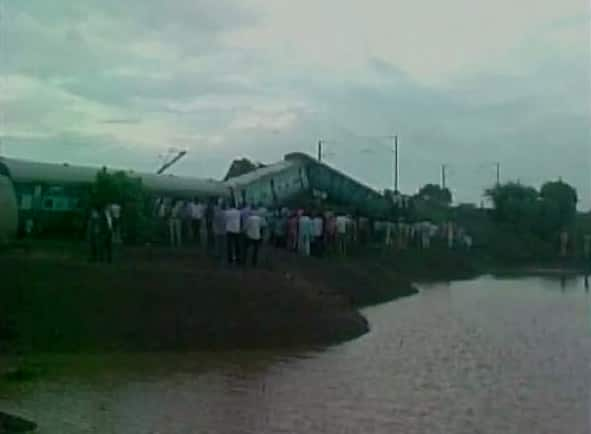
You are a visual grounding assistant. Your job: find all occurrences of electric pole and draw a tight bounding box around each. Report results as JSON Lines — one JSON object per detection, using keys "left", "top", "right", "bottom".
{"left": 318, "top": 139, "right": 337, "bottom": 162}
{"left": 394, "top": 135, "right": 399, "bottom": 193}
{"left": 495, "top": 162, "right": 500, "bottom": 185}
{"left": 441, "top": 164, "right": 447, "bottom": 190}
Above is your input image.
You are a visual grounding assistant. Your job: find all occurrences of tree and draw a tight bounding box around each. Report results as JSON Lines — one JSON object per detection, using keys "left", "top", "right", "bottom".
{"left": 540, "top": 180, "right": 578, "bottom": 229}
{"left": 485, "top": 182, "right": 540, "bottom": 228}
{"left": 90, "top": 168, "right": 144, "bottom": 209}
{"left": 484, "top": 180, "right": 579, "bottom": 260}
{"left": 416, "top": 184, "right": 452, "bottom": 206}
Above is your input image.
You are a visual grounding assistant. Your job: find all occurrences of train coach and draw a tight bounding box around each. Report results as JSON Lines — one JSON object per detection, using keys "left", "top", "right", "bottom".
{"left": 0, "top": 157, "right": 229, "bottom": 239}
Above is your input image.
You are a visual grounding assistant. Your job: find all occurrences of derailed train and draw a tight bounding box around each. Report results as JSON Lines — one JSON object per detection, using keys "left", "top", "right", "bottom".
{"left": 0, "top": 153, "right": 395, "bottom": 240}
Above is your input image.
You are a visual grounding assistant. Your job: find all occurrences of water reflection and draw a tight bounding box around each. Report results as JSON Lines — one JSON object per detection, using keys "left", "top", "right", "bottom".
{"left": 1, "top": 276, "right": 589, "bottom": 434}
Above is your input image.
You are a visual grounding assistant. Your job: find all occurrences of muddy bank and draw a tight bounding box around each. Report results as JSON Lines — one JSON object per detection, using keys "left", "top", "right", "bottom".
{"left": 0, "top": 249, "right": 369, "bottom": 353}
{"left": 266, "top": 249, "right": 419, "bottom": 307}
{"left": 352, "top": 246, "right": 481, "bottom": 283}
{"left": 0, "top": 411, "right": 36, "bottom": 433}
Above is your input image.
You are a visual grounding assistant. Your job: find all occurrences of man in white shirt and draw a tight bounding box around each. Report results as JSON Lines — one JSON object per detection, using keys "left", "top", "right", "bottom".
{"left": 464, "top": 234, "right": 473, "bottom": 251}
{"left": 97, "top": 205, "right": 114, "bottom": 263}
{"left": 312, "top": 213, "right": 324, "bottom": 256}
{"left": 225, "top": 204, "right": 242, "bottom": 264}
{"left": 420, "top": 221, "right": 432, "bottom": 249}
{"left": 298, "top": 212, "right": 312, "bottom": 256}
{"left": 336, "top": 214, "right": 348, "bottom": 256}
{"left": 110, "top": 203, "right": 122, "bottom": 243}
{"left": 245, "top": 213, "right": 264, "bottom": 266}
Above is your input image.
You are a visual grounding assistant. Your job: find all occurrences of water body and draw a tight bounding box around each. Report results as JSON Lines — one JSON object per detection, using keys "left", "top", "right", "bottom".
{"left": 1, "top": 275, "right": 589, "bottom": 434}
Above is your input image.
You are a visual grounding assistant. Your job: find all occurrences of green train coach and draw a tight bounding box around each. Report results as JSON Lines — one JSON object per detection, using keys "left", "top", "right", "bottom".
{"left": 0, "top": 157, "right": 229, "bottom": 240}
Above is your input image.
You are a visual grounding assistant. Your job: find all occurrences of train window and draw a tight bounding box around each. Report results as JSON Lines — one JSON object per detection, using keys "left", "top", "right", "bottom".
{"left": 53, "top": 198, "right": 68, "bottom": 211}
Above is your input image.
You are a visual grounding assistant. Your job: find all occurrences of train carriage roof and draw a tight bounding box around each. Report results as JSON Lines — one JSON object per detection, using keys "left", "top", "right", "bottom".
{"left": 1, "top": 157, "right": 229, "bottom": 197}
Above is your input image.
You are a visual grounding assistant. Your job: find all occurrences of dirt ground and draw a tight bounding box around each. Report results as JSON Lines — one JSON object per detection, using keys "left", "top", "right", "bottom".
{"left": 3, "top": 237, "right": 458, "bottom": 354}
{"left": 0, "top": 241, "right": 399, "bottom": 353}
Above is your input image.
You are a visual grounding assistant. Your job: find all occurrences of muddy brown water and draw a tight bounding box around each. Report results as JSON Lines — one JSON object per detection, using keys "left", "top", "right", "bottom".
{"left": 1, "top": 275, "right": 589, "bottom": 434}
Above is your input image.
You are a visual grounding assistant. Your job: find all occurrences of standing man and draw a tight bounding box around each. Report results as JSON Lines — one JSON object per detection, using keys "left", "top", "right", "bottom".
{"left": 287, "top": 211, "right": 299, "bottom": 252}
{"left": 336, "top": 213, "right": 348, "bottom": 256}
{"left": 385, "top": 220, "right": 393, "bottom": 247}
{"left": 298, "top": 211, "right": 312, "bottom": 256}
{"left": 421, "top": 221, "right": 432, "bottom": 249}
{"left": 158, "top": 198, "right": 170, "bottom": 244}
{"left": 325, "top": 211, "right": 337, "bottom": 254}
{"left": 245, "top": 211, "right": 264, "bottom": 267}
{"left": 24, "top": 218, "right": 35, "bottom": 240}
{"left": 256, "top": 204, "right": 269, "bottom": 244}
{"left": 240, "top": 204, "right": 253, "bottom": 264}
{"left": 110, "top": 203, "right": 122, "bottom": 243}
{"left": 312, "top": 212, "right": 324, "bottom": 257}
{"left": 225, "top": 202, "right": 242, "bottom": 265}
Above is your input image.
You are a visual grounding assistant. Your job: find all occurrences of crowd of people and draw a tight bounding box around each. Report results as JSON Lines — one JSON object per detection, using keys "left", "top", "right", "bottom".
{"left": 86, "top": 197, "right": 591, "bottom": 270}
{"left": 147, "top": 197, "right": 476, "bottom": 267}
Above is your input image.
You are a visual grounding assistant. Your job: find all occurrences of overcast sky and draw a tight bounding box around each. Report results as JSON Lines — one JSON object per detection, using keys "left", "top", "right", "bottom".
{"left": 1, "top": 0, "right": 589, "bottom": 207}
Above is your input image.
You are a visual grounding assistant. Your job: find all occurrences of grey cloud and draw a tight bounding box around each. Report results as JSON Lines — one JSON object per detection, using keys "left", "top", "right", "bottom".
{"left": 3, "top": 0, "right": 257, "bottom": 84}
{"left": 60, "top": 65, "right": 261, "bottom": 108}
{"left": 100, "top": 118, "right": 142, "bottom": 125}
{"left": 2, "top": 2, "right": 589, "bottom": 208}
{"left": 11, "top": 0, "right": 255, "bottom": 38}
{"left": 4, "top": 132, "right": 121, "bottom": 161}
